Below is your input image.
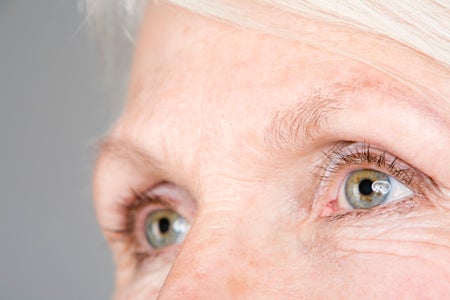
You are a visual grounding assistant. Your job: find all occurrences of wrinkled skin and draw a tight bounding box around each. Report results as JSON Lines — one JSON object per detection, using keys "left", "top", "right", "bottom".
{"left": 94, "top": 2, "right": 450, "bottom": 299}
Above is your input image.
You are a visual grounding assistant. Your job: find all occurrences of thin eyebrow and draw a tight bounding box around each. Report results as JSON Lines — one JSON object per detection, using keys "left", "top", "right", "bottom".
{"left": 264, "top": 76, "right": 449, "bottom": 153}
{"left": 264, "top": 82, "right": 353, "bottom": 151}
{"left": 96, "top": 137, "right": 163, "bottom": 171}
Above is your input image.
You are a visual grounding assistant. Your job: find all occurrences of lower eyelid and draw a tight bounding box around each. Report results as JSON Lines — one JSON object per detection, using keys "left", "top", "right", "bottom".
{"left": 326, "top": 197, "right": 420, "bottom": 221}
{"left": 134, "top": 244, "right": 182, "bottom": 274}
{"left": 124, "top": 185, "right": 196, "bottom": 269}
{"left": 316, "top": 142, "right": 425, "bottom": 217}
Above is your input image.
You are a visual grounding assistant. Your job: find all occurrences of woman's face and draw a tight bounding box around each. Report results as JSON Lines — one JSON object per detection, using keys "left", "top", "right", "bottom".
{"left": 94, "top": 2, "right": 450, "bottom": 299}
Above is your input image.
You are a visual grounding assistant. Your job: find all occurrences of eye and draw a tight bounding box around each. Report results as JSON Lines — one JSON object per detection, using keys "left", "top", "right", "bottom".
{"left": 145, "top": 209, "right": 190, "bottom": 249}
{"left": 338, "top": 169, "right": 414, "bottom": 209}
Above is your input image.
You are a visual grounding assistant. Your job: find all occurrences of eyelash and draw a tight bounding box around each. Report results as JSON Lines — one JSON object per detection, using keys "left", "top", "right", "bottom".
{"left": 116, "top": 183, "right": 200, "bottom": 269}
{"left": 320, "top": 142, "right": 414, "bottom": 183}
{"left": 316, "top": 141, "right": 425, "bottom": 217}
{"left": 110, "top": 141, "right": 432, "bottom": 265}
{"left": 108, "top": 189, "right": 177, "bottom": 263}
{"left": 113, "top": 191, "right": 166, "bottom": 235}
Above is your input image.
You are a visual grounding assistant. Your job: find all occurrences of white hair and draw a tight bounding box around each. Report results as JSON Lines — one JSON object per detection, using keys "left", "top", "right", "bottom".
{"left": 84, "top": 0, "right": 449, "bottom": 97}
{"left": 86, "top": 0, "right": 449, "bottom": 65}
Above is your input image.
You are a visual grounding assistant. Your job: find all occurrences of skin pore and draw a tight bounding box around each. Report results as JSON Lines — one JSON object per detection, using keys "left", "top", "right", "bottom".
{"left": 94, "top": 2, "right": 450, "bottom": 299}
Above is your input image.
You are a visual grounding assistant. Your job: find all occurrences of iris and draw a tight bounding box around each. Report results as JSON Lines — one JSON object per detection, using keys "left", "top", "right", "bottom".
{"left": 145, "top": 209, "right": 190, "bottom": 248}
{"left": 344, "top": 169, "right": 391, "bottom": 209}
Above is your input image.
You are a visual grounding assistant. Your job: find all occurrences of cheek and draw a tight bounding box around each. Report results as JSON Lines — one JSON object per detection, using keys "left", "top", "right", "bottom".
{"left": 334, "top": 253, "right": 450, "bottom": 298}
{"left": 114, "top": 247, "right": 177, "bottom": 299}
{"left": 113, "top": 191, "right": 450, "bottom": 299}
{"left": 325, "top": 211, "right": 450, "bottom": 298}
{"left": 116, "top": 260, "right": 179, "bottom": 300}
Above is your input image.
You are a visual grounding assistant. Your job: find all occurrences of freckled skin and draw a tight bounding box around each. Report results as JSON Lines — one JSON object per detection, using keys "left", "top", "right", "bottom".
{"left": 94, "top": 2, "right": 450, "bottom": 300}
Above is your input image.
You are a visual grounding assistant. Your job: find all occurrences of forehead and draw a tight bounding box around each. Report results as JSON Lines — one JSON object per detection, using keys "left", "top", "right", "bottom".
{"left": 105, "top": 2, "right": 449, "bottom": 187}
{"left": 122, "top": 2, "right": 448, "bottom": 122}
{"left": 123, "top": 5, "right": 358, "bottom": 120}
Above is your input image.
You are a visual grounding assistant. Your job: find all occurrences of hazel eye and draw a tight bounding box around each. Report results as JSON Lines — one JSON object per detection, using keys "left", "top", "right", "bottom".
{"left": 145, "top": 209, "right": 190, "bottom": 249}
{"left": 338, "top": 169, "right": 414, "bottom": 209}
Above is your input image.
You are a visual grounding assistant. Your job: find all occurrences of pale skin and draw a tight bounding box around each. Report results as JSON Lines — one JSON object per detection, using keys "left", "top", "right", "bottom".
{"left": 94, "top": 2, "right": 450, "bottom": 299}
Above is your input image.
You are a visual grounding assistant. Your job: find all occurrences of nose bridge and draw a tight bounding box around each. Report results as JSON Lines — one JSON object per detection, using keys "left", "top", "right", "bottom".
{"left": 157, "top": 196, "right": 263, "bottom": 299}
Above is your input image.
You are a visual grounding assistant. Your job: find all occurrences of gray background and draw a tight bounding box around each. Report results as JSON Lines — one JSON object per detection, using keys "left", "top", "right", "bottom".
{"left": 1, "top": 1, "right": 118, "bottom": 299}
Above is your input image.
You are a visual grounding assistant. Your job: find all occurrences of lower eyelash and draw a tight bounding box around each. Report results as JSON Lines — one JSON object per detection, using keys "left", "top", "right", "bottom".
{"left": 313, "top": 141, "right": 428, "bottom": 219}
{"left": 326, "top": 197, "right": 419, "bottom": 221}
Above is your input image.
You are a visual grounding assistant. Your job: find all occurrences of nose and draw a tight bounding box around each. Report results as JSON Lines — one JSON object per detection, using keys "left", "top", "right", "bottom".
{"left": 157, "top": 204, "right": 279, "bottom": 299}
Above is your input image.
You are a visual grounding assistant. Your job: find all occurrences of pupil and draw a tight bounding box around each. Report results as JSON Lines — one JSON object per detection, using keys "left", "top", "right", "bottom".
{"left": 158, "top": 217, "right": 170, "bottom": 234}
{"left": 359, "top": 179, "right": 373, "bottom": 195}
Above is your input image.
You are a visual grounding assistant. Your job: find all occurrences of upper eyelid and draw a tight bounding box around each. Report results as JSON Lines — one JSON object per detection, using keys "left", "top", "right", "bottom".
{"left": 131, "top": 189, "right": 178, "bottom": 211}
{"left": 102, "top": 181, "right": 196, "bottom": 235}
{"left": 314, "top": 142, "right": 437, "bottom": 219}
{"left": 317, "top": 142, "right": 416, "bottom": 185}
{"left": 94, "top": 188, "right": 168, "bottom": 236}
{"left": 93, "top": 137, "right": 168, "bottom": 233}
{"left": 97, "top": 192, "right": 179, "bottom": 252}
{"left": 314, "top": 142, "right": 413, "bottom": 200}
{"left": 106, "top": 187, "right": 178, "bottom": 233}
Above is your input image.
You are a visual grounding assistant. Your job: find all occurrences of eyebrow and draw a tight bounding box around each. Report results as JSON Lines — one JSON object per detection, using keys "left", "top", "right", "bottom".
{"left": 264, "top": 82, "right": 353, "bottom": 151}
{"left": 96, "top": 137, "right": 163, "bottom": 171}
{"left": 98, "top": 78, "right": 442, "bottom": 166}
